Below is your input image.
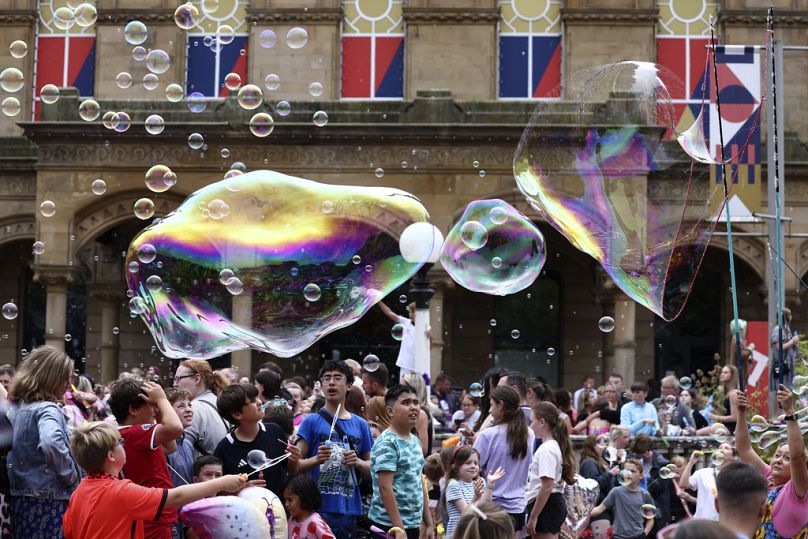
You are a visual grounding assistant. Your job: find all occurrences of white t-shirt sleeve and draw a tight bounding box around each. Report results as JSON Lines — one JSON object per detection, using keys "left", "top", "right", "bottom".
{"left": 536, "top": 441, "right": 562, "bottom": 482}
{"left": 688, "top": 467, "right": 702, "bottom": 490}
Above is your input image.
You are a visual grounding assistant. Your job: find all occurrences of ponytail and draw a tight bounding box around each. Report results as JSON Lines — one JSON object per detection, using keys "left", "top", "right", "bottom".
{"left": 490, "top": 385, "right": 528, "bottom": 460}
{"left": 533, "top": 402, "right": 577, "bottom": 485}
{"left": 180, "top": 359, "right": 230, "bottom": 396}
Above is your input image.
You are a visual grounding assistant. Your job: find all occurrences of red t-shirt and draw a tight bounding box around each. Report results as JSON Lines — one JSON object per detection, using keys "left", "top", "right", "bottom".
{"left": 63, "top": 474, "right": 167, "bottom": 539}
{"left": 119, "top": 423, "right": 176, "bottom": 536}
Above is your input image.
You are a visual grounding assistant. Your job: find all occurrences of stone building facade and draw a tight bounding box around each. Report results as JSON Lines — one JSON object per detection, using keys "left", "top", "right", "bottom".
{"left": 0, "top": 0, "right": 807, "bottom": 390}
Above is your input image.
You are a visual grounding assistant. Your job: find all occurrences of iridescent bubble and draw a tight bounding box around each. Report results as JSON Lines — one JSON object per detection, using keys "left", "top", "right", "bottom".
{"left": 145, "top": 49, "right": 171, "bottom": 74}
{"left": 32, "top": 241, "right": 45, "bottom": 255}
{"left": 201, "top": 0, "right": 219, "bottom": 14}
{"left": 79, "top": 99, "right": 100, "bottom": 121}
{"left": 274, "top": 101, "right": 290, "bottom": 117}
{"left": 440, "top": 199, "right": 546, "bottom": 296}
{"left": 165, "top": 83, "right": 184, "bottom": 102}
{"left": 146, "top": 275, "right": 163, "bottom": 292}
{"left": 53, "top": 7, "right": 75, "bottom": 30}
{"left": 145, "top": 114, "right": 165, "bottom": 134}
{"left": 641, "top": 504, "right": 657, "bottom": 519}
{"left": 712, "top": 425, "right": 730, "bottom": 444}
{"left": 9, "top": 40, "right": 27, "bottom": 59}
{"left": 124, "top": 21, "right": 148, "bottom": 45}
{"left": 595, "top": 434, "right": 608, "bottom": 448}
{"left": 313, "top": 111, "right": 328, "bottom": 127}
{"left": 1, "top": 302, "right": 18, "bottom": 320}
{"left": 173, "top": 2, "right": 198, "bottom": 30}
{"left": 711, "top": 450, "right": 725, "bottom": 467}
{"left": 264, "top": 74, "right": 280, "bottom": 91}
{"left": 249, "top": 113, "right": 274, "bottom": 137}
{"left": 617, "top": 469, "right": 633, "bottom": 487}
{"left": 40, "top": 200, "right": 56, "bottom": 217}
{"left": 513, "top": 61, "right": 720, "bottom": 321}
{"left": 247, "top": 449, "right": 269, "bottom": 469}
{"left": 237, "top": 84, "right": 263, "bottom": 110}
{"left": 472, "top": 160, "right": 480, "bottom": 168}
{"left": 489, "top": 206, "right": 507, "bottom": 224}
{"left": 188, "top": 133, "right": 204, "bottom": 149}
{"left": 124, "top": 170, "right": 431, "bottom": 359}
{"left": 102, "top": 111, "right": 118, "bottom": 129}
{"left": 749, "top": 414, "right": 769, "bottom": 432}
{"left": 116, "top": 71, "right": 132, "bottom": 89}
{"left": 303, "top": 283, "right": 321, "bottom": 302}
{"left": 224, "top": 72, "right": 241, "bottom": 91}
{"left": 40, "top": 84, "right": 59, "bottom": 104}
{"left": 491, "top": 256, "right": 502, "bottom": 269}
{"left": 391, "top": 323, "right": 405, "bottom": 341}
{"left": 207, "top": 199, "right": 230, "bottom": 220}
{"left": 375, "top": 167, "right": 384, "bottom": 178}
{"left": 259, "top": 29, "right": 277, "bottom": 48}
{"left": 220, "top": 148, "right": 230, "bottom": 159}
{"left": 758, "top": 430, "right": 783, "bottom": 449}
{"left": 511, "top": 329, "right": 520, "bottom": 339}
{"left": 225, "top": 277, "right": 243, "bottom": 295}
{"left": 664, "top": 394, "right": 677, "bottom": 407}
{"left": 187, "top": 92, "right": 206, "bottom": 113}
{"left": 132, "top": 46, "right": 147, "bottom": 61}
{"left": 489, "top": 319, "right": 497, "bottom": 327}
{"left": 112, "top": 326, "right": 120, "bottom": 335}
{"left": 658, "top": 466, "right": 673, "bottom": 480}
{"left": 309, "top": 82, "right": 324, "bottom": 97}
{"left": 142, "top": 73, "right": 159, "bottom": 90}
{"left": 130, "top": 297, "right": 147, "bottom": 315}
{"left": 0, "top": 68, "right": 24, "bottom": 93}
{"left": 113, "top": 112, "right": 131, "bottom": 133}
{"left": 1, "top": 97, "right": 20, "bottom": 117}
{"left": 598, "top": 316, "right": 615, "bottom": 333}
{"left": 218, "top": 269, "right": 234, "bottom": 284}
{"left": 73, "top": 3, "right": 97, "bottom": 27}
{"left": 679, "top": 376, "right": 693, "bottom": 390}
{"left": 145, "top": 164, "right": 176, "bottom": 192}
{"left": 91, "top": 179, "right": 107, "bottom": 195}
{"left": 363, "top": 354, "right": 380, "bottom": 372}
{"left": 469, "top": 382, "right": 483, "bottom": 398}
{"left": 547, "top": 347, "right": 555, "bottom": 356}
{"left": 605, "top": 447, "right": 618, "bottom": 463}
{"left": 286, "top": 27, "right": 308, "bottom": 49}
{"left": 134, "top": 198, "right": 155, "bottom": 220}
{"left": 217, "top": 25, "right": 235, "bottom": 44}
{"left": 398, "top": 294, "right": 406, "bottom": 302}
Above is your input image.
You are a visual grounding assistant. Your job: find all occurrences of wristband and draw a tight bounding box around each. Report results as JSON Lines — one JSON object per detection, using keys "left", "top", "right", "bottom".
{"left": 784, "top": 414, "right": 797, "bottom": 422}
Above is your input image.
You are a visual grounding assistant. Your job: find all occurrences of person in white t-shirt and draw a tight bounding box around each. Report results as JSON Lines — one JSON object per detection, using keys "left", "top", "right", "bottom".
{"left": 677, "top": 442, "right": 735, "bottom": 521}
{"left": 377, "top": 301, "right": 431, "bottom": 378}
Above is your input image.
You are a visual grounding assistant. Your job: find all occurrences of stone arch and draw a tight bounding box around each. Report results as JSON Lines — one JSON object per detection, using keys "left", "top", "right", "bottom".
{"left": 707, "top": 234, "right": 766, "bottom": 282}
{"left": 73, "top": 190, "right": 186, "bottom": 253}
{"left": 0, "top": 214, "right": 36, "bottom": 248}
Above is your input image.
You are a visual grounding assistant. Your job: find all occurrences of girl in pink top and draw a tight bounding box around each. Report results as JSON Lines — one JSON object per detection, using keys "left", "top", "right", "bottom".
{"left": 284, "top": 475, "right": 335, "bottom": 539}
{"left": 736, "top": 386, "right": 808, "bottom": 539}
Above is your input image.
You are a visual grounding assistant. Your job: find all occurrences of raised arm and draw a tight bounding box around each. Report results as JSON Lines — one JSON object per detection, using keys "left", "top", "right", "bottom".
{"left": 778, "top": 385, "right": 808, "bottom": 498}
{"left": 377, "top": 301, "right": 398, "bottom": 322}
{"left": 734, "top": 391, "right": 767, "bottom": 474}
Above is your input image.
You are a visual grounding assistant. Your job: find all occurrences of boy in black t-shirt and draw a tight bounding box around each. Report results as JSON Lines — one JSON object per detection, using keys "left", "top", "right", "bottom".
{"left": 213, "top": 383, "right": 297, "bottom": 498}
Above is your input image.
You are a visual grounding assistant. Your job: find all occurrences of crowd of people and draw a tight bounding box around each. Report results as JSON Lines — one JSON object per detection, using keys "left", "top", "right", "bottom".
{"left": 0, "top": 344, "right": 806, "bottom": 539}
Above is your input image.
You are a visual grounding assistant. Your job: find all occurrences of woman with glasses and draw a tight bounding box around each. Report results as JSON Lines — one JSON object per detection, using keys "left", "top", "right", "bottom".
{"left": 172, "top": 359, "right": 230, "bottom": 456}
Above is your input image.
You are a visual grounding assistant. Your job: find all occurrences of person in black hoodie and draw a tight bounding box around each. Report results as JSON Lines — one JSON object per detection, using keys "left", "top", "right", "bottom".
{"left": 579, "top": 435, "right": 618, "bottom": 539}
{"left": 631, "top": 434, "right": 672, "bottom": 537}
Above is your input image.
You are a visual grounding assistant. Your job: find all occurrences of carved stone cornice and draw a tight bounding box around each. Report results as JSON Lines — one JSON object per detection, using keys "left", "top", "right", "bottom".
{"left": 0, "top": 175, "right": 36, "bottom": 195}
{"left": 718, "top": 10, "right": 808, "bottom": 27}
{"left": 709, "top": 232, "right": 765, "bottom": 280}
{"left": 403, "top": 7, "right": 500, "bottom": 24}
{"left": 32, "top": 265, "right": 81, "bottom": 287}
{"left": 246, "top": 8, "right": 342, "bottom": 25}
{"left": 96, "top": 9, "right": 174, "bottom": 24}
{"left": 562, "top": 8, "right": 658, "bottom": 25}
{"left": 0, "top": 215, "right": 35, "bottom": 247}
{"left": 87, "top": 284, "right": 126, "bottom": 303}
{"left": 0, "top": 10, "right": 37, "bottom": 24}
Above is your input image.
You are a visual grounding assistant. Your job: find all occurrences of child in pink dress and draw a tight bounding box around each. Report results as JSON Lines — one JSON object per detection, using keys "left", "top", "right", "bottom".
{"left": 284, "top": 475, "right": 335, "bottom": 539}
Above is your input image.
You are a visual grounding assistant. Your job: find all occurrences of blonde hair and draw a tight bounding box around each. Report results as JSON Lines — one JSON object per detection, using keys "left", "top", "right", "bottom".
{"left": 179, "top": 359, "right": 229, "bottom": 396}
{"left": 365, "top": 396, "right": 391, "bottom": 431}
{"left": 70, "top": 421, "right": 119, "bottom": 473}
{"left": 454, "top": 501, "right": 514, "bottom": 539}
{"left": 401, "top": 372, "right": 428, "bottom": 406}
{"left": 9, "top": 345, "right": 73, "bottom": 404}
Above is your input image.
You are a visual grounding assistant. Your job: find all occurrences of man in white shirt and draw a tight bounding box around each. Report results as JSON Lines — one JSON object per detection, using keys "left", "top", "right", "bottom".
{"left": 677, "top": 442, "right": 735, "bottom": 521}
{"left": 377, "top": 301, "right": 431, "bottom": 378}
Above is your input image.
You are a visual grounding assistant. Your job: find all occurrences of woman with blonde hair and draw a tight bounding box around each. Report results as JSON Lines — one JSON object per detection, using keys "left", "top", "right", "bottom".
{"left": 707, "top": 364, "right": 739, "bottom": 434}
{"left": 401, "top": 372, "right": 433, "bottom": 456}
{"left": 7, "top": 345, "right": 80, "bottom": 538}
{"left": 172, "top": 359, "right": 230, "bottom": 455}
{"left": 365, "top": 395, "right": 392, "bottom": 434}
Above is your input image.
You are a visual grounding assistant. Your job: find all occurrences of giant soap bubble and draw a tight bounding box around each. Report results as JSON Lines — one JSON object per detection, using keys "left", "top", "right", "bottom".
{"left": 125, "top": 170, "right": 431, "bottom": 359}
{"left": 180, "top": 496, "right": 270, "bottom": 539}
{"left": 440, "top": 199, "right": 545, "bottom": 295}
{"left": 513, "top": 61, "right": 724, "bottom": 320}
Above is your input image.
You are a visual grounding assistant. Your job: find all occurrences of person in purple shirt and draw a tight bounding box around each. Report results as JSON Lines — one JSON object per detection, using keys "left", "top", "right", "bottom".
{"left": 619, "top": 381, "right": 659, "bottom": 436}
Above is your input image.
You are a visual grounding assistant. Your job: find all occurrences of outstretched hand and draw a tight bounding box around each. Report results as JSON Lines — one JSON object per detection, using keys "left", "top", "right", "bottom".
{"left": 487, "top": 466, "right": 506, "bottom": 485}
{"left": 776, "top": 384, "right": 795, "bottom": 415}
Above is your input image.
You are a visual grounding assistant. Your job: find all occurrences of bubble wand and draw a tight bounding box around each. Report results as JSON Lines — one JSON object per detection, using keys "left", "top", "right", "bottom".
{"left": 709, "top": 16, "right": 745, "bottom": 391}
{"left": 244, "top": 452, "right": 291, "bottom": 478}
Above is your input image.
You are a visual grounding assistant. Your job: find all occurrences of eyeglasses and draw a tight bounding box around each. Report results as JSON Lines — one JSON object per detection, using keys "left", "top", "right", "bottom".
{"left": 117, "top": 438, "right": 125, "bottom": 447}
{"left": 321, "top": 375, "right": 346, "bottom": 383}
{"left": 174, "top": 374, "right": 196, "bottom": 383}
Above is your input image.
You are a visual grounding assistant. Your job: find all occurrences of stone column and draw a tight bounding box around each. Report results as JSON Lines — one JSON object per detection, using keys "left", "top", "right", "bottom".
{"left": 231, "top": 289, "right": 253, "bottom": 377}
{"left": 88, "top": 286, "right": 122, "bottom": 384}
{"left": 613, "top": 294, "right": 637, "bottom": 386}
{"left": 33, "top": 265, "right": 77, "bottom": 349}
{"left": 429, "top": 280, "right": 449, "bottom": 381}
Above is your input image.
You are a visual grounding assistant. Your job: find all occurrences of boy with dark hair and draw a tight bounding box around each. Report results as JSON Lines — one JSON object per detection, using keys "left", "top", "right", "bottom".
{"left": 63, "top": 422, "right": 244, "bottom": 539}
{"left": 620, "top": 381, "right": 659, "bottom": 436}
{"left": 192, "top": 455, "right": 223, "bottom": 483}
{"left": 591, "top": 458, "right": 654, "bottom": 539}
{"left": 108, "top": 379, "right": 184, "bottom": 539}
{"left": 363, "top": 362, "right": 389, "bottom": 397}
{"left": 715, "top": 461, "right": 768, "bottom": 539}
{"left": 255, "top": 369, "right": 282, "bottom": 402}
{"left": 291, "top": 359, "right": 373, "bottom": 539}
{"left": 213, "top": 383, "right": 291, "bottom": 498}
{"left": 369, "top": 384, "right": 435, "bottom": 539}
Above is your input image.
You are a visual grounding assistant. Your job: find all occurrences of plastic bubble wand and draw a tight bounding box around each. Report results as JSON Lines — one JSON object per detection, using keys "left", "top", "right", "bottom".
{"left": 244, "top": 452, "right": 291, "bottom": 478}
{"left": 710, "top": 16, "right": 745, "bottom": 391}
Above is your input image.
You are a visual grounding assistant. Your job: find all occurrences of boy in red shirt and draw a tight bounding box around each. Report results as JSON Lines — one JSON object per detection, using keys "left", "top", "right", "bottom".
{"left": 108, "top": 379, "right": 184, "bottom": 539}
{"left": 63, "top": 421, "right": 244, "bottom": 539}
